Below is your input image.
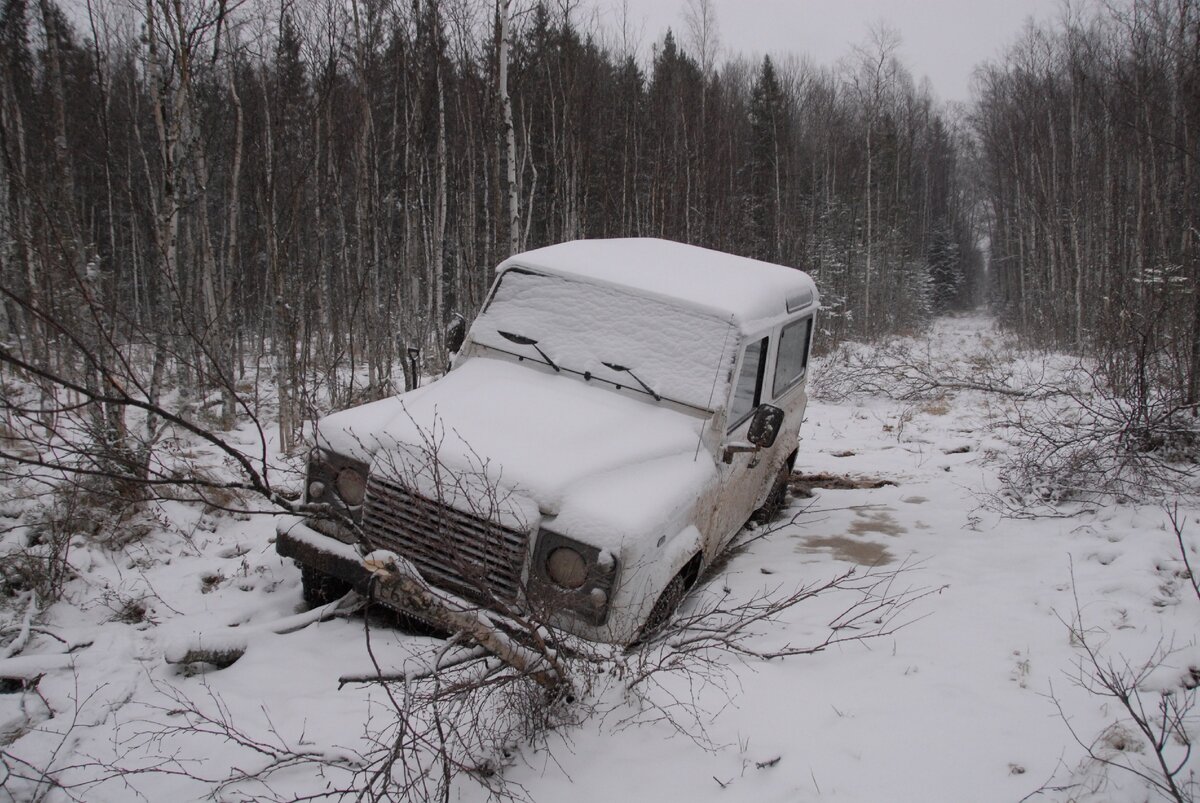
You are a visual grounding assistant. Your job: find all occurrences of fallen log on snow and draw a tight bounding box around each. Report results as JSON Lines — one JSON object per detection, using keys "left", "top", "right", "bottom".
{"left": 164, "top": 592, "right": 365, "bottom": 667}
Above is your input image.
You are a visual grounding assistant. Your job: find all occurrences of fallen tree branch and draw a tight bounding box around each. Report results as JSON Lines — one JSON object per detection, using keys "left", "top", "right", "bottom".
{"left": 626, "top": 558, "right": 939, "bottom": 691}
{"left": 363, "top": 551, "right": 564, "bottom": 691}
{"left": 338, "top": 645, "right": 491, "bottom": 688}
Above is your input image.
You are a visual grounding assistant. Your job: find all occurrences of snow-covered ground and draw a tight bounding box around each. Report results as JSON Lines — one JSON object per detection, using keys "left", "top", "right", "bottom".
{"left": 1, "top": 314, "right": 1196, "bottom": 802}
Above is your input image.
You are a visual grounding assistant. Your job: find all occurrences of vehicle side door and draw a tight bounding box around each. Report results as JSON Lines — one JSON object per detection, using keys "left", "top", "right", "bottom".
{"left": 765, "top": 312, "right": 814, "bottom": 471}
{"left": 705, "top": 334, "right": 779, "bottom": 558}
{"left": 704, "top": 315, "right": 814, "bottom": 559}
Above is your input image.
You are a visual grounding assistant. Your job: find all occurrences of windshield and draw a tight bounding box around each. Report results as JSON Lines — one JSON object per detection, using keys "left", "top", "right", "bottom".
{"left": 472, "top": 269, "right": 737, "bottom": 410}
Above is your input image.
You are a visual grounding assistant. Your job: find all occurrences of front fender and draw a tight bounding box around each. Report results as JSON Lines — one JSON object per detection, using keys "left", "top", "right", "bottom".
{"left": 608, "top": 524, "right": 705, "bottom": 639}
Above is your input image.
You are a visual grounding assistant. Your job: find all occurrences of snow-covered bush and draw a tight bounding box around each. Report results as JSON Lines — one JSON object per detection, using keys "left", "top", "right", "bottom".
{"left": 996, "top": 358, "right": 1199, "bottom": 508}
{"left": 808, "top": 321, "right": 1197, "bottom": 509}
{"left": 808, "top": 327, "right": 1030, "bottom": 405}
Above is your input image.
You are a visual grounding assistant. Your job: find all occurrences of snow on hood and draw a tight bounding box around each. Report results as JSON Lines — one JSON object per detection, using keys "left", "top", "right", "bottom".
{"left": 315, "top": 358, "right": 716, "bottom": 541}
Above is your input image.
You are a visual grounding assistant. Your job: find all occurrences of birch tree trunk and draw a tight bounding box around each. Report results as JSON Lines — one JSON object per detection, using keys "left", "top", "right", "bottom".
{"left": 433, "top": 7, "right": 448, "bottom": 337}
{"left": 499, "top": 0, "right": 519, "bottom": 255}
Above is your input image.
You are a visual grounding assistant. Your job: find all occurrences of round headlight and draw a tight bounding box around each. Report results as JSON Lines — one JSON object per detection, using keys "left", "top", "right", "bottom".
{"left": 336, "top": 467, "right": 367, "bottom": 505}
{"left": 546, "top": 547, "right": 588, "bottom": 589}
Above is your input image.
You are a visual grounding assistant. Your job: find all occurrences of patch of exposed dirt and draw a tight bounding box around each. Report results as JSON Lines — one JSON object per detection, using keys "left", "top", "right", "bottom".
{"left": 789, "top": 472, "right": 896, "bottom": 498}
{"left": 848, "top": 508, "right": 907, "bottom": 537}
{"left": 921, "top": 400, "right": 951, "bottom": 416}
{"left": 797, "top": 535, "right": 893, "bottom": 566}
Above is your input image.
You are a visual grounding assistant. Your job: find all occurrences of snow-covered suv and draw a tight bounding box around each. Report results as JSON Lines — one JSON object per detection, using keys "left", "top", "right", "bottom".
{"left": 275, "top": 238, "right": 818, "bottom": 643}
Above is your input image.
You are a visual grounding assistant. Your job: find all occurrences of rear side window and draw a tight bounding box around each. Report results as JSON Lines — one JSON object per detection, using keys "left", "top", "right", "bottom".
{"left": 728, "top": 337, "right": 768, "bottom": 431}
{"left": 773, "top": 317, "right": 812, "bottom": 397}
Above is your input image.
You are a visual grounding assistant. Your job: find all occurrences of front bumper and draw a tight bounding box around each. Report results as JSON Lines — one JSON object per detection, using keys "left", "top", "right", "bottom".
{"left": 276, "top": 515, "right": 375, "bottom": 595}
{"left": 275, "top": 515, "right": 637, "bottom": 644}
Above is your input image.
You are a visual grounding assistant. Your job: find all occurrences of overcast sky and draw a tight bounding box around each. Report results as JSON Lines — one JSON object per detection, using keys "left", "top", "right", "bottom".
{"left": 585, "top": 0, "right": 1062, "bottom": 103}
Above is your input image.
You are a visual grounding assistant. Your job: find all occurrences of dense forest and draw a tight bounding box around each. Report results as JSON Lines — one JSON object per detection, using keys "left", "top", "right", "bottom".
{"left": 976, "top": 0, "right": 1200, "bottom": 433}
{"left": 0, "top": 0, "right": 981, "bottom": 456}
{"left": 0, "top": 0, "right": 1196, "bottom": 462}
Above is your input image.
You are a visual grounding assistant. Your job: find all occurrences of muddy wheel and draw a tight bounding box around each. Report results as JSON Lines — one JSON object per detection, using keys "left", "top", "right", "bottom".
{"left": 753, "top": 463, "right": 791, "bottom": 522}
{"left": 637, "top": 572, "right": 688, "bottom": 641}
{"left": 300, "top": 563, "right": 352, "bottom": 609}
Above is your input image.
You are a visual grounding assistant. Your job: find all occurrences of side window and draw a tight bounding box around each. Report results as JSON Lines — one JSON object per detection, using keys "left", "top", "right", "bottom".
{"left": 773, "top": 316, "right": 812, "bottom": 398}
{"left": 728, "top": 337, "right": 768, "bottom": 432}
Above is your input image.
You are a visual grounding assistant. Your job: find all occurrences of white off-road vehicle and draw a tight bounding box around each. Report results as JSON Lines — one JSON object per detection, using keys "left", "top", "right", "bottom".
{"left": 276, "top": 238, "right": 818, "bottom": 643}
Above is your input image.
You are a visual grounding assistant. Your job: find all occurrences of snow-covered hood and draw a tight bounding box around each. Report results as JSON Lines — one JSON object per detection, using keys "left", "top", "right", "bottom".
{"left": 315, "top": 358, "right": 717, "bottom": 545}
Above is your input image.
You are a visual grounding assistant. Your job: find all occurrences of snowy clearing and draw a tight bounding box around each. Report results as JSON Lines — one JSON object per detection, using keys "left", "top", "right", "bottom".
{"left": 0, "top": 314, "right": 1196, "bottom": 802}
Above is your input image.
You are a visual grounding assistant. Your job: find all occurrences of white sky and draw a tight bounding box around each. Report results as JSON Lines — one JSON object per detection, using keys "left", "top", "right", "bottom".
{"left": 585, "top": 0, "right": 1062, "bottom": 103}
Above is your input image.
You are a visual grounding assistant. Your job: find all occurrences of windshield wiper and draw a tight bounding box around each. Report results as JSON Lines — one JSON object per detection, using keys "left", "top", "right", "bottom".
{"left": 498, "top": 330, "right": 560, "bottom": 372}
{"left": 602, "top": 362, "right": 661, "bottom": 401}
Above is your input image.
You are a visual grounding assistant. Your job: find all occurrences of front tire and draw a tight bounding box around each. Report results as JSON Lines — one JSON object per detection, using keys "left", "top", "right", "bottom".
{"left": 636, "top": 572, "right": 688, "bottom": 641}
{"left": 753, "top": 463, "right": 791, "bottom": 522}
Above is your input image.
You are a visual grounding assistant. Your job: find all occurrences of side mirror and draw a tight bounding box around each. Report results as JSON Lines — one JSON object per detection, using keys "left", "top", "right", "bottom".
{"left": 747, "top": 404, "right": 784, "bottom": 449}
{"left": 445, "top": 313, "right": 466, "bottom": 354}
{"left": 722, "top": 404, "right": 785, "bottom": 464}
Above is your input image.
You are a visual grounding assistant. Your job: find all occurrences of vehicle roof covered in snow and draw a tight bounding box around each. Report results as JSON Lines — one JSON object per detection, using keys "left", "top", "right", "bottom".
{"left": 496, "top": 238, "right": 818, "bottom": 332}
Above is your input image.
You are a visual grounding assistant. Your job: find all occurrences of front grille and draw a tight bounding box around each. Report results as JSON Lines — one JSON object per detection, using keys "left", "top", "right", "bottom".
{"left": 361, "top": 475, "right": 528, "bottom": 604}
